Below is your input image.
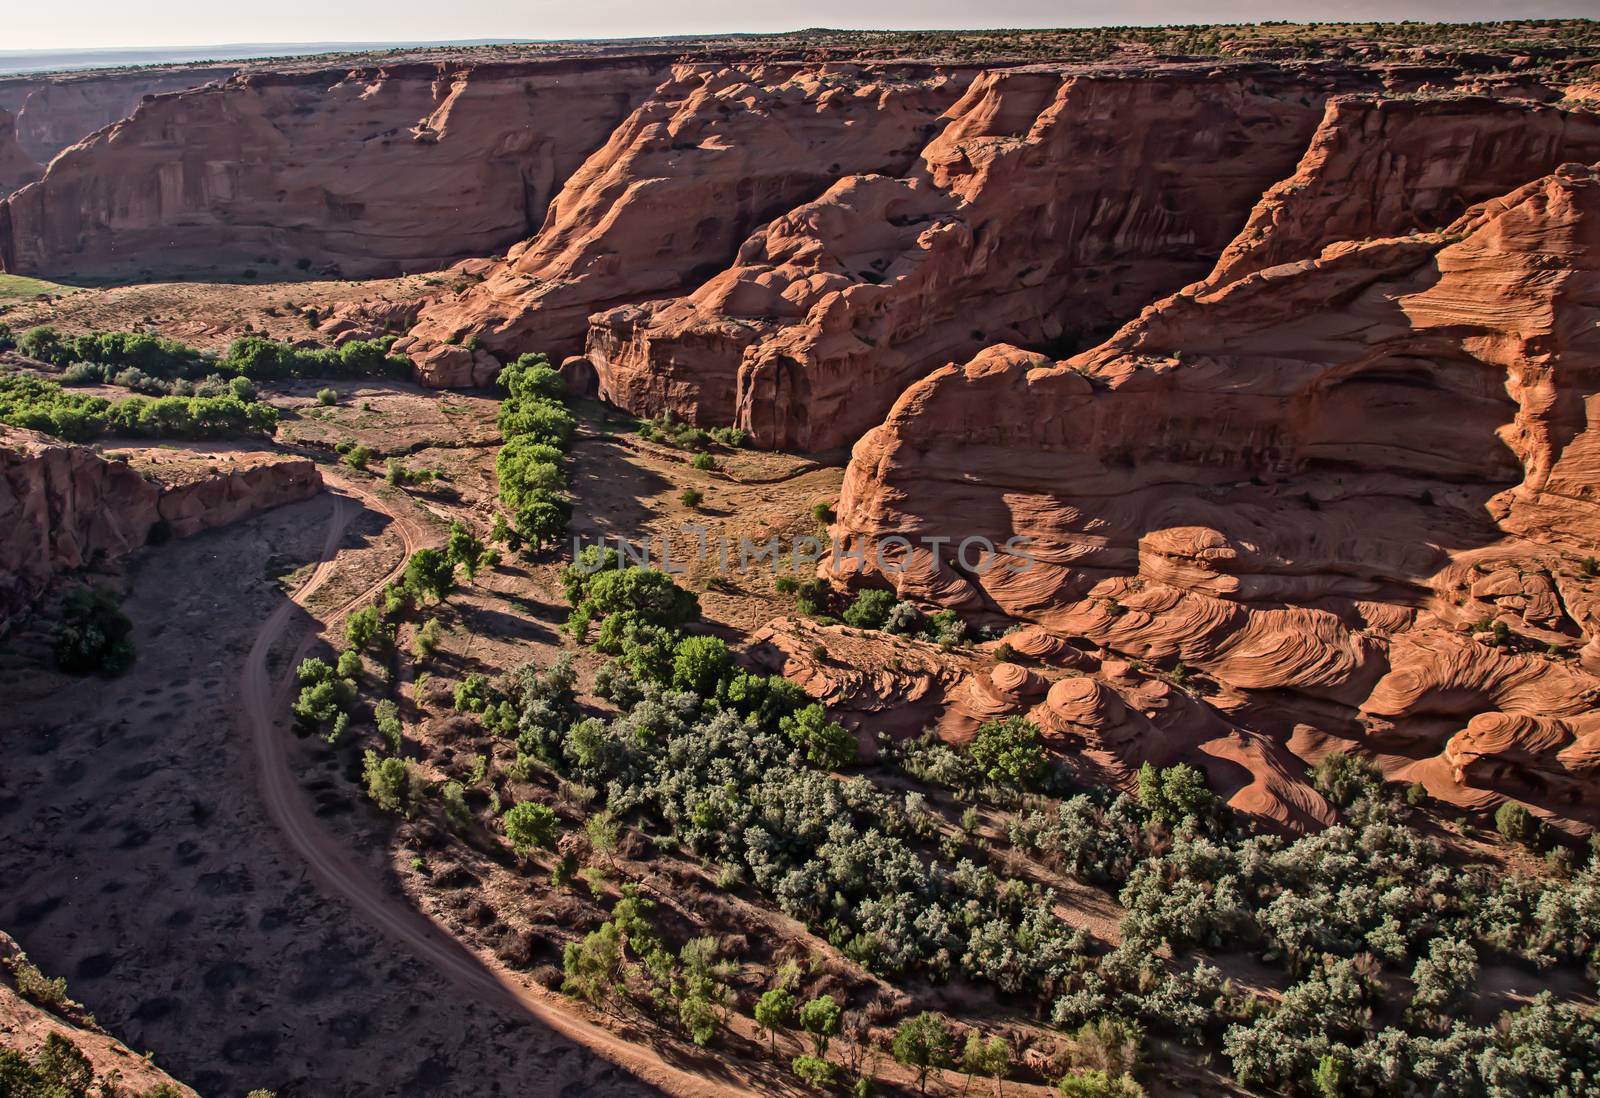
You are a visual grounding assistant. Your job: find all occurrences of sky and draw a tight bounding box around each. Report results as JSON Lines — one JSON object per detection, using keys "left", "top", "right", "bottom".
{"left": 6, "top": 0, "right": 1597, "bottom": 52}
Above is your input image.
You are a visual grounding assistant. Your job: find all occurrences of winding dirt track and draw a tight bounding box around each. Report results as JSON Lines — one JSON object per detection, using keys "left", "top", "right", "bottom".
{"left": 237, "top": 476, "right": 758, "bottom": 1098}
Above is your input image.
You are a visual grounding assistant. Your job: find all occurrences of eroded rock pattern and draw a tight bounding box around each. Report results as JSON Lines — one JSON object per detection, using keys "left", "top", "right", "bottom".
{"left": 828, "top": 144, "right": 1600, "bottom": 831}
{"left": 397, "top": 63, "right": 973, "bottom": 386}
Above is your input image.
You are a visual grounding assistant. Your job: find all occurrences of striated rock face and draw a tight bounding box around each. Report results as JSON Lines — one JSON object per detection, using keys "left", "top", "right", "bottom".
{"left": 0, "top": 110, "right": 41, "bottom": 198}
{"left": 396, "top": 63, "right": 972, "bottom": 385}
{"left": 828, "top": 146, "right": 1600, "bottom": 830}
{"left": 0, "top": 430, "right": 321, "bottom": 623}
{"left": 585, "top": 63, "right": 1376, "bottom": 449}
{"left": 0, "top": 58, "right": 670, "bottom": 280}
{"left": 0, "top": 67, "right": 237, "bottom": 163}
{"left": 1207, "top": 94, "right": 1600, "bottom": 286}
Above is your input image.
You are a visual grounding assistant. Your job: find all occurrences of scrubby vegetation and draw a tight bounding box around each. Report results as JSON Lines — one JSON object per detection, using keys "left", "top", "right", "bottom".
{"left": 493, "top": 353, "right": 575, "bottom": 550}
{"left": 0, "top": 372, "right": 278, "bottom": 442}
{"left": 18, "top": 325, "right": 409, "bottom": 384}
{"left": 51, "top": 587, "right": 136, "bottom": 676}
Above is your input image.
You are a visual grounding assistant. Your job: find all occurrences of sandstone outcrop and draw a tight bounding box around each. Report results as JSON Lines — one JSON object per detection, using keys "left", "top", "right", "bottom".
{"left": 585, "top": 62, "right": 1377, "bottom": 449}
{"left": 827, "top": 148, "right": 1600, "bottom": 830}
{"left": 396, "top": 63, "right": 972, "bottom": 384}
{"left": 0, "top": 110, "right": 41, "bottom": 198}
{"left": 0, "top": 58, "right": 670, "bottom": 279}
{"left": 0, "top": 430, "right": 321, "bottom": 623}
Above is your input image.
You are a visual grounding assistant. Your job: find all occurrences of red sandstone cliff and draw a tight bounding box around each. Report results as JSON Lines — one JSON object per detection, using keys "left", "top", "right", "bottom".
{"left": 0, "top": 430, "right": 321, "bottom": 624}
{"left": 0, "top": 110, "right": 41, "bottom": 198}
{"left": 395, "top": 62, "right": 973, "bottom": 386}
{"left": 0, "top": 67, "right": 238, "bottom": 164}
{"left": 826, "top": 151, "right": 1600, "bottom": 830}
{"left": 583, "top": 63, "right": 1373, "bottom": 450}
{"left": 0, "top": 58, "right": 671, "bottom": 280}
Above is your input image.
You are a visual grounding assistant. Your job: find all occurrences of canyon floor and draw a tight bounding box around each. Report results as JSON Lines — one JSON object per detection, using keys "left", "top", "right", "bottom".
{"left": 3, "top": 19, "right": 1600, "bottom": 1098}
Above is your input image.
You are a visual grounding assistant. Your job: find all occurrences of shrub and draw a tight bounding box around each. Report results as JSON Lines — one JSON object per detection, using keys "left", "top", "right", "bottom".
{"left": 711, "top": 426, "right": 748, "bottom": 447}
{"left": 1057, "top": 1070, "right": 1146, "bottom": 1098}
{"left": 1310, "top": 752, "right": 1383, "bottom": 807}
{"left": 774, "top": 575, "right": 800, "bottom": 596}
{"left": 316, "top": 387, "right": 337, "bottom": 406}
{"left": 1136, "top": 762, "right": 1222, "bottom": 827}
{"left": 799, "top": 995, "right": 843, "bottom": 1055}
{"left": 811, "top": 501, "right": 834, "bottom": 525}
{"left": 51, "top": 587, "right": 135, "bottom": 675}
{"left": 503, "top": 800, "right": 560, "bottom": 854}
{"left": 1495, "top": 801, "right": 1542, "bottom": 847}
{"left": 692, "top": 452, "right": 717, "bottom": 471}
{"left": 791, "top": 1055, "right": 836, "bottom": 1088}
{"left": 362, "top": 750, "right": 414, "bottom": 814}
{"left": 680, "top": 487, "right": 704, "bottom": 508}
{"left": 342, "top": 444, "right": 372, "bottom": 469}
{"left": 402, "top": 548, "right": 456, "bottom": 603}
{"left": 843, "top": 588, "right": 896, "bottom": 630}
{"left": 968, "top": 716, "right": 1046, "bottom": 789}
{"left": 671, "top": 635, "right": 734, "bottom": 696}
{"left": 780, "top": 704, "right": 857, "bottom": 770}
{"left": 892, "top": 1012, "right": 956, "bottom": 1095}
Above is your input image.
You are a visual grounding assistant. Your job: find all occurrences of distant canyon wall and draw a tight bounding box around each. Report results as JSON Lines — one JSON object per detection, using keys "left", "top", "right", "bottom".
{"left": 0, "top": 57, "right": 673, "bottom": 279}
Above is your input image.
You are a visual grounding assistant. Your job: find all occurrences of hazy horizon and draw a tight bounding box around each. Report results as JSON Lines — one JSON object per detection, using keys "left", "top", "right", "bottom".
{"left": 6, "top": 1, "right": 1596, "bottom": 53}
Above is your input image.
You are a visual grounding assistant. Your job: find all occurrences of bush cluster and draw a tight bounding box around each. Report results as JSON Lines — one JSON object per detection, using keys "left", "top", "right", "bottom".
{"left": 0, "top": 372, "right": 278, "bottom": 442}
{"left": 493, "top": 353, "right": 575, "bottom": 550}
{"left": 51, "top": 587, "right": 135, "bottom": 676}
{"left": 18, "top": 325, "right": 408, "bottom": 383}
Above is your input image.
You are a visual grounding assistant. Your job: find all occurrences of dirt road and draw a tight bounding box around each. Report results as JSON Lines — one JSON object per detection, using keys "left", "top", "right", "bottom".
{"left": 238, "top": 478, "right": 767, "bottom": 1098}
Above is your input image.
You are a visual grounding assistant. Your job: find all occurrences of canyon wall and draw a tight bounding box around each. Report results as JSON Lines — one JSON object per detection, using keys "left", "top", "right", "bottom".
{"left": 0, "top": 57, "right": 672, "bottom": 280}
{"left": 583, "top": 62, "right": 1378, "bottom": 450}
{"left": 0, "top": 110, "right": 41, "bottom": 198}
{"left": 0, "top": 430, "right": 321, "bottom": 623}
{"left": 0, "top": 67, "right": 238, "bottom": 164}
{"left": 396, "top": 62, "right": 974, "bottom": 385}
{"left": 825, "top": 97, "right": 1600, "bottom": 830}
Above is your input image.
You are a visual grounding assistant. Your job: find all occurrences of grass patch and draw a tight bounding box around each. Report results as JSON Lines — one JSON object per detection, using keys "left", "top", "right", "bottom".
{"left": 0, "top": 274, "right": 79, "bottom": 303}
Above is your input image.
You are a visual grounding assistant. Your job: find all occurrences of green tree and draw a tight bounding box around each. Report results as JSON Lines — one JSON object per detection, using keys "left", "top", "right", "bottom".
{"left": 1311, "top": 1052, "right": 1350, "bottom": 1098}
{"left": 893, "top": 1012, "right": 956, "bottom": 1095}
{"left": 403, "top": 548, "right": 456, "bottom": 602}
{"left": 843, "top": 588, "right": 896, "bottom": 630}
{"left": 799, "top": 995, "right": 843, "bottom": 1056}
{"left": 671, "top": 634, "right": 734, "bottom": 696}
{"left": 780, "top": 704, "right": 857, "bottom": 770}
{"left": 791, "top": 1055, "right": 837, "bottom": 1089}
{"left": 446, "top": 521, "right": 487, "bottom": 580}
{"left": 562, "top": 921, "right": 624, "bottom": 1014}
{"left": 963, "top": 1033, "right": 1011, "bottom": 1097}
{"left": 514, "top": 493, "right": 573, "bottom": 551}
{"left": 362, "top": 750, "right": 412, "bottom": 814}
{"left": 503, "top": 801, "right": 560, "bottom": 854}
{"left": 1495, "top": 801, "right": 1540, "bottom": 847}
{"left": 968, "top": 717, "right": 1046, "bottom": 788}
{"left": 755, "top": 987, "right": 797, "bottom": 1053}
{"left": 1136, "top": 762, "right": 1221, "bottom": 826}
{"left": 344, "top": 604, "right": 380, "bottom": 651}
{"left": 51, "top": 587, "right": 135, "bottom": 676}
